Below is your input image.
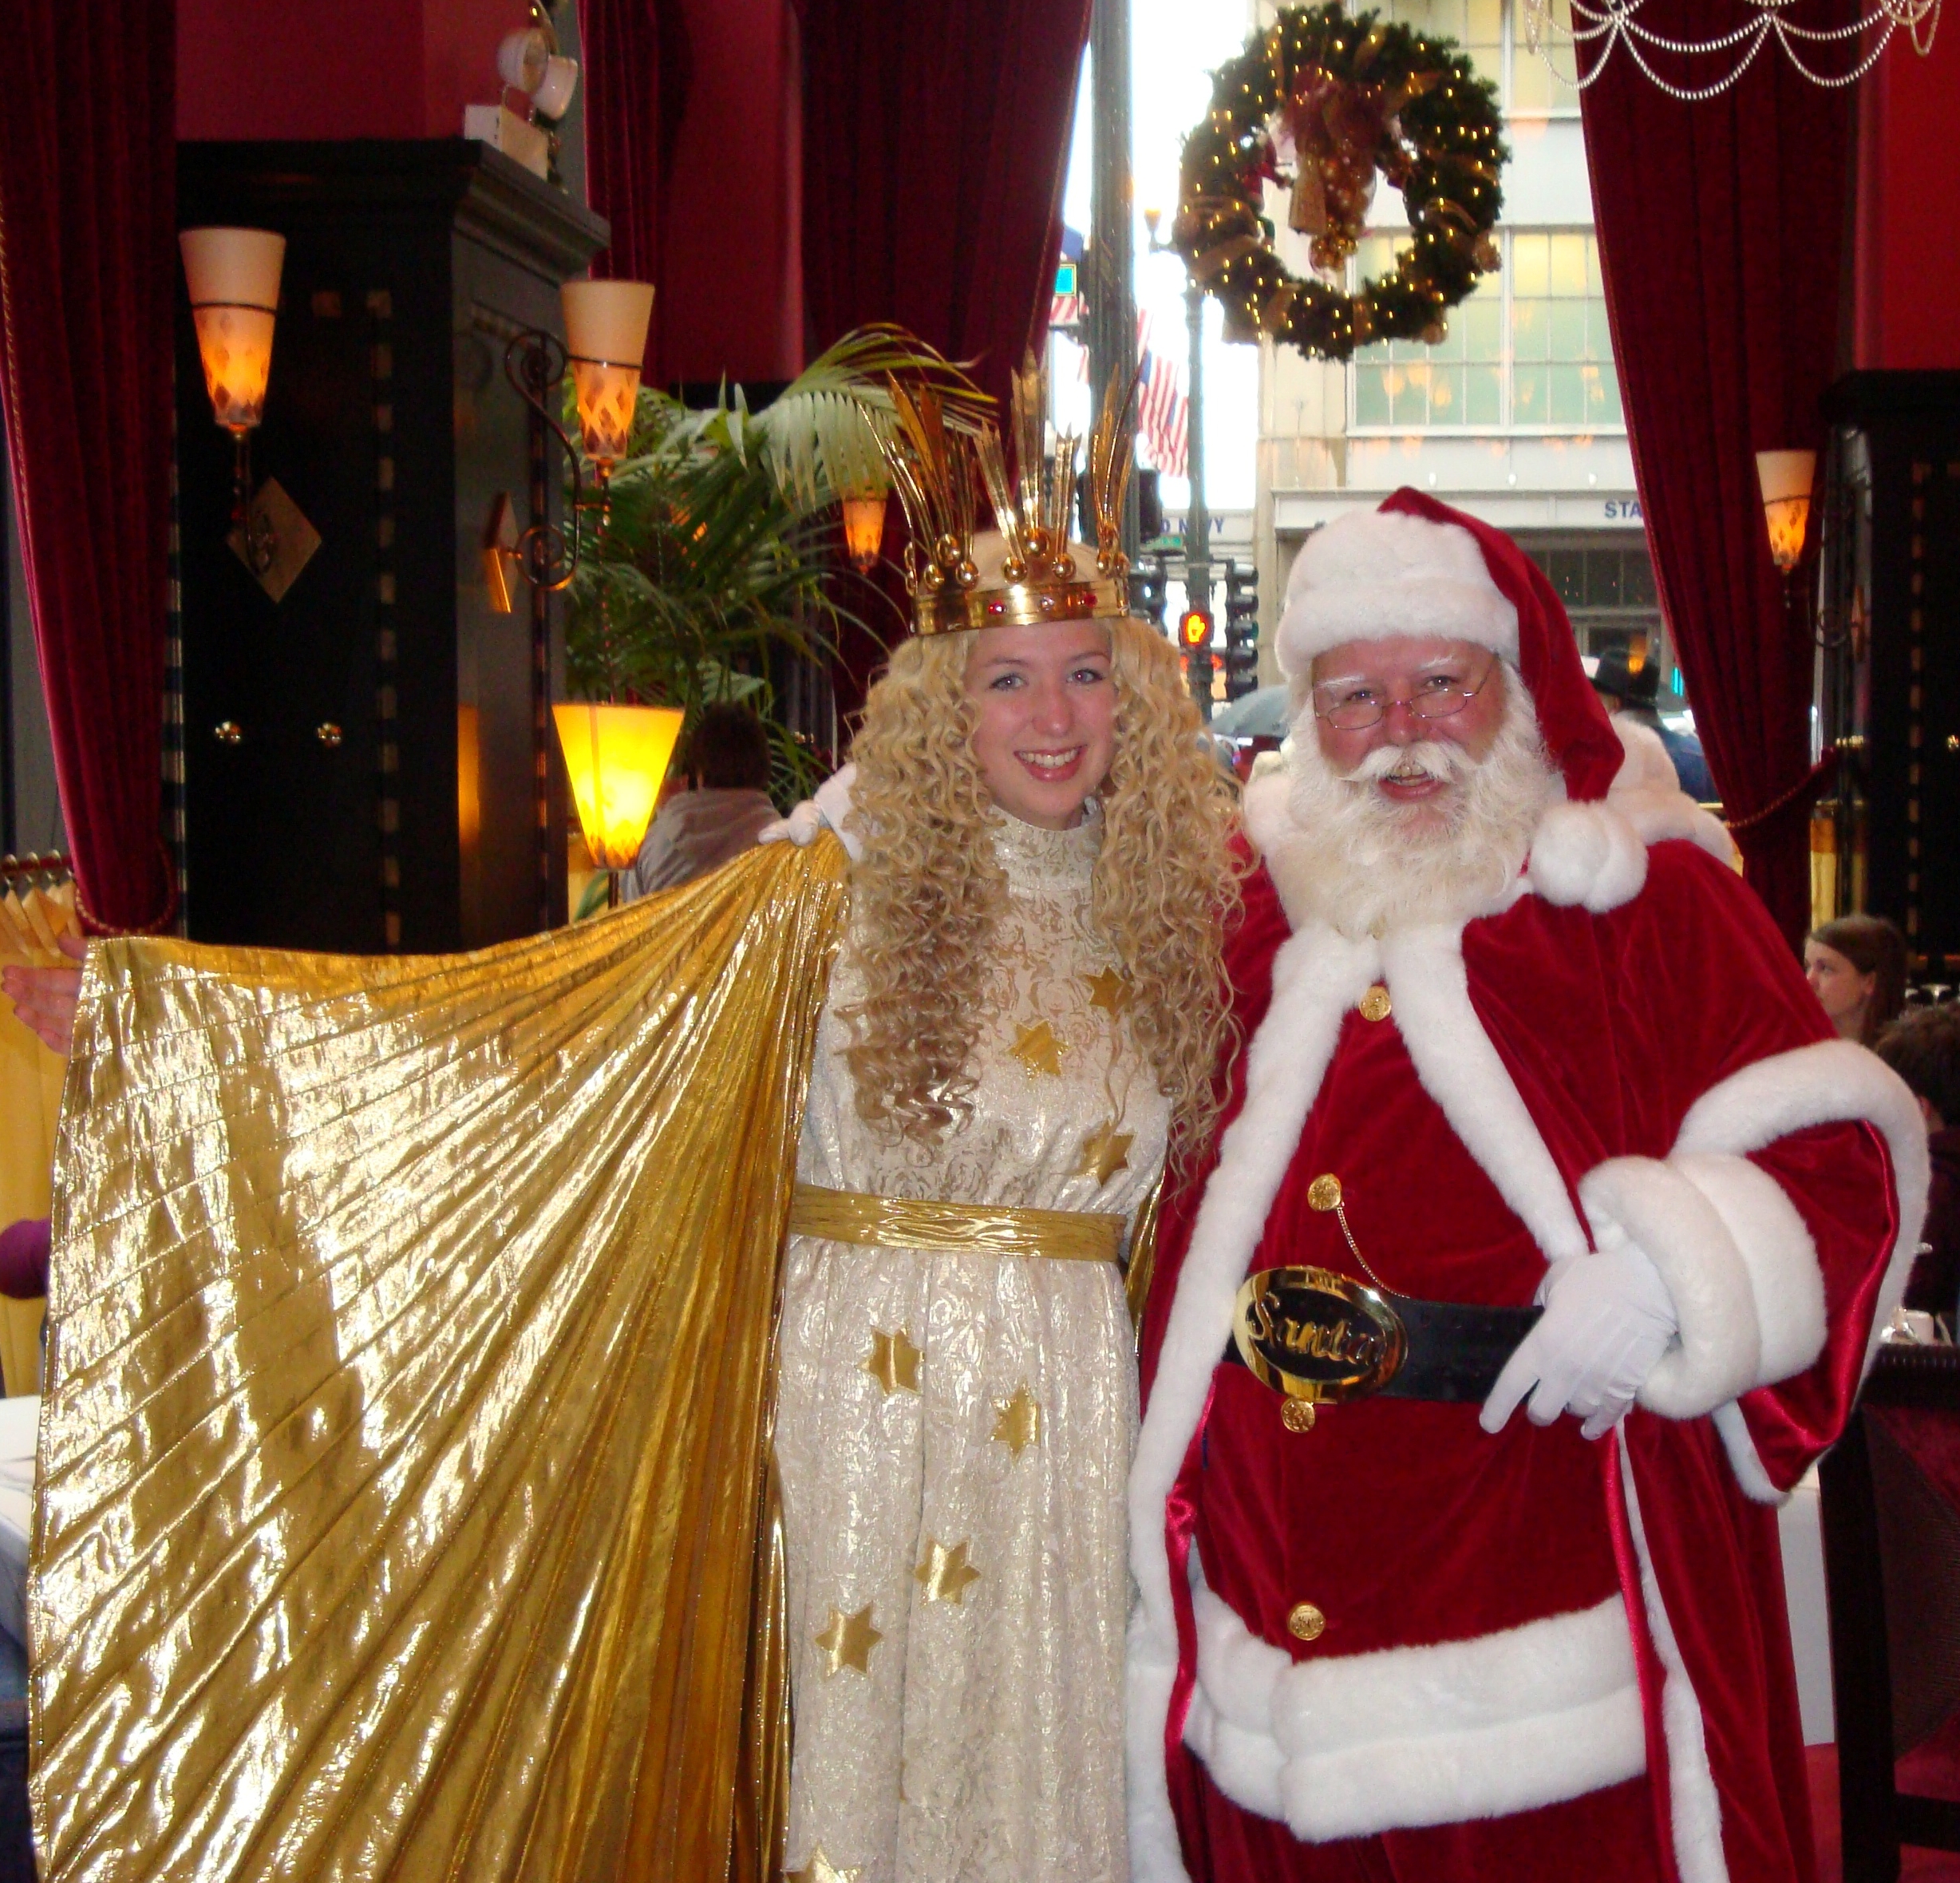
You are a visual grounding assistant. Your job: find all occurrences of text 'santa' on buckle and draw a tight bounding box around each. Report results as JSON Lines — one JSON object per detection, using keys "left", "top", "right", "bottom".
{"left": 1231, "top": 1266, "right": 1407, "bottom": 1402}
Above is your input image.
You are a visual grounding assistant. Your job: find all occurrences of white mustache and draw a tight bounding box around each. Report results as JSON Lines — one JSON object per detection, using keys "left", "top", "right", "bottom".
{"left": 1342, "top": 740, "right": 1473, "bottom": 785}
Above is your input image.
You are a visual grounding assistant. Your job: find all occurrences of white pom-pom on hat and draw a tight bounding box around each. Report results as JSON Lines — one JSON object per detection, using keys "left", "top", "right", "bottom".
{"left": 1276, "top": 508, "right": 1520, "bottom": 678}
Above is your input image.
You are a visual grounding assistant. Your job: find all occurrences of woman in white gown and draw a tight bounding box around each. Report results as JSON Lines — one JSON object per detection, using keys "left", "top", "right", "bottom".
{"left": 769, "top": 382, "right": 1239, "bottom": 1882}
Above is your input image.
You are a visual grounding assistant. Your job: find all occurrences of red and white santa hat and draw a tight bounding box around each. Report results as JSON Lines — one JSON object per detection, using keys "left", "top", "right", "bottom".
{"left": 1265, "top": 489, "right": 1733, "bottom": 908}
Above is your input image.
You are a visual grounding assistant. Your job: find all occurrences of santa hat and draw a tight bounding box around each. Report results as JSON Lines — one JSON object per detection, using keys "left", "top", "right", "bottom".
{"left": 1263, "top": 489, "right": 1731, "bottom": 910}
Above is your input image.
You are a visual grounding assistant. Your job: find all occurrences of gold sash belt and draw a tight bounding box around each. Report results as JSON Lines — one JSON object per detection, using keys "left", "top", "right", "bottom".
{"left": 788, "top": 1182, "right": 1124, "bottom": 1264}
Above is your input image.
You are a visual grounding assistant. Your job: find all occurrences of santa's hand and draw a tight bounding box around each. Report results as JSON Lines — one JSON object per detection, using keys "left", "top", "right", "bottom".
{"left": 1, "top": 932, "right": 85, "bottom": 1058}
{"left": 1480, "top": 1240, "right": 1678, "bottom": 1441}
{"left": 756, "top": 764, "right": 862, "bottom": 861}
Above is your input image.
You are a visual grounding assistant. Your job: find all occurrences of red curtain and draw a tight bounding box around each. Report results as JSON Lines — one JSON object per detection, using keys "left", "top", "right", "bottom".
{"left": 800, "top": 0, "right": 1091, "bottom": 418}
{"left": 0, "top": 0, "right": 176, "bottom": 932}
{"left": 579, "top": 0, "right": 694, "bottom": 365}
{"left": 1580, "top": 9, "right": 1855, "bottom": 946}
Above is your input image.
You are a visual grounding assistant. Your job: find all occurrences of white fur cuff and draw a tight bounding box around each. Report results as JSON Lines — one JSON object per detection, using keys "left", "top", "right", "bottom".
{"left": 1578, "top": 1153, "right": 1824, "bottom": 1422}
{"left": 1184, "top": 1584, "right": 1646, "bottom": 1842}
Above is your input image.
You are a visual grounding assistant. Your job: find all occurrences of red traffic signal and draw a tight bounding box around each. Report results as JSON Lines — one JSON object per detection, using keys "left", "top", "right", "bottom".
{"left": 1179, "top": 607, "right": 1212, "bottom": 650}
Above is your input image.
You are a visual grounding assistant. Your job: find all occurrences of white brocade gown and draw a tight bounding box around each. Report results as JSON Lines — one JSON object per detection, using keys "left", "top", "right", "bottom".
{"left": 775, "top": 811, "right": 1167, "bottom": 1883}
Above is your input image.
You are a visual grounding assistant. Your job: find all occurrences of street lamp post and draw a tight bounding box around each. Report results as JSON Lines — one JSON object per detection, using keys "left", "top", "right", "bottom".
{"left": 1145, "top": 209, "right": 1212, "bottom": 718}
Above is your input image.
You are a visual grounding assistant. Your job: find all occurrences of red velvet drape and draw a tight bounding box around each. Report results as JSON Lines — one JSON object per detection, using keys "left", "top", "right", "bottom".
{"left": 801, "top": 0, "right": 1091, "bottom": 706}
{"left": 1580, "top": 11, "right": 1855, "bottom": 947}
{"left": 0, "top": 0, "right": 176, "bottom": 931}
{"left": 579, "top": 0, "right": 693, "bottom": 364}
{"left": 800, "top": 0, "right": 1091, "bottom": 418}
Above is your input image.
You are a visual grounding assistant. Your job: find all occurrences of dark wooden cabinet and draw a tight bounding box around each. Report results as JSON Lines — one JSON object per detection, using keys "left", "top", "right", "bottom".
{"left": 175, "top": 140, "right": 607, "bottom": 952}
{"left": 1819, "top": 371, "right": 1960, "bottom": 976}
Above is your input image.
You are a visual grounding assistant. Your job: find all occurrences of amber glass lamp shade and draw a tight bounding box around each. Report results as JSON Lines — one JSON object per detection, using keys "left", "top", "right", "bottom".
{"left": 841, "top": 493, "right": 888, "bottom": 572}
{"left": 1755, "top": 448, "right": 1817, "bottom": 576}
{"left": 561, "top": 279, "right": 654, "bottom": 468}
{"left": 554, "top": 702, "right": 684, "bottom": 871}
{"left": 180, "top": 227, "right": 286, "bottom": 432}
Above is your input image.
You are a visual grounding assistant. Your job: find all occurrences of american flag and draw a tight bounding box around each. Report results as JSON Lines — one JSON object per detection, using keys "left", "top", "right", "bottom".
{"left": 1135, "top": 317, "right": 1188, "bottom": 480}
{"left": 1049, "top": 289, "right": 1085, "bottom": 330}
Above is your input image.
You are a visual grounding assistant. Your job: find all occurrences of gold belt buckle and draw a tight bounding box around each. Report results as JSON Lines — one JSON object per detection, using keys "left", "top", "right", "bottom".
{"left": 1231, "top": 1266, "right": 1408, "bottom": 1403}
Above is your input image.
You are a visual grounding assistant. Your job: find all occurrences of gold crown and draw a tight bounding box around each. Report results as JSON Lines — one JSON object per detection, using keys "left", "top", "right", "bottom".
{"left": 881, "top": 354, "right": 1138, "bottom": 637}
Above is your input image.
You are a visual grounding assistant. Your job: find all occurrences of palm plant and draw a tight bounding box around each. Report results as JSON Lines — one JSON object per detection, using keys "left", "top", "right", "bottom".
{"left": 562, "top": 326, "right": 988, "bottom": 805}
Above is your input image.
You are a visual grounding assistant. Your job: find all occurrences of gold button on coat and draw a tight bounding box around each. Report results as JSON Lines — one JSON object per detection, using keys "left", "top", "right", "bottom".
{"left": 1281, "top": 1398, "right": 1317, "bottom": 1433}
{"left": 1306, "top": 1173, "right": 1342, "bottom": 1212}
{"left": 1359, "top": 983, "right": 1392, "bottom": 1022}
{"left": 1287, "top": 1601, "right": 1326, "bottom": 1642}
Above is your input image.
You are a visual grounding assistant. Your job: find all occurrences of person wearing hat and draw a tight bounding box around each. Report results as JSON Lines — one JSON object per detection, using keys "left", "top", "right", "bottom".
{"left": 1591, "top": 643, "right": 1716, "bottom": 803}
{"left": 3, "top": 372, "right": 1240, "bottom": 1883}
{"left": 1128, "top": 492, "right": 1923, "bottom": 1883}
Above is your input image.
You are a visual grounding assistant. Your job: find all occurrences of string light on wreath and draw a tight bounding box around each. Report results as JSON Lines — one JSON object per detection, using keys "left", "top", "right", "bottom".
{"left": 1523, "top": 0, "right": 1940, "bottom": 101}
{"left": 1173, "top": 3, "right": 1508, "bottom": 365}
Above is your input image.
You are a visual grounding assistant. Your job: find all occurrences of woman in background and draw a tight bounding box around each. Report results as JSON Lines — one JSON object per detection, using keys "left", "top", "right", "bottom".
{"left": 1805, "top": 912, "right": 1907, "bottom": 1046}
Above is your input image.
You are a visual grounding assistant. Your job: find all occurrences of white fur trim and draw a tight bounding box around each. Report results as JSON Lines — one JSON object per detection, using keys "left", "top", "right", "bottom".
{"left": 1379, "top": 927, "right": 1591, "bottom": 1263}
{"left": 1128, "top": 923, "right": 1381, "bottom": 1881}
{"left": 1709, "top": 1401, "right": 1787, "bottom": 1506}
{"left": 1527, "top": 800, "right": 1650, "bottom": 912}
{"left": 1672, "top": 1039, "right": 1929, "bottom": 1379}
{"left": 1524, "top": 722, "right": 1736, "bottom": 915}
{"left": 1184, "top": 1578, "right": 1645, "bottom": 1841}
{"left": 1619, "top": 1439, "right": 1729, "bottom": 1883}
{"left": 1276, "top": 509, "right": 1519, "bottom": 676}
{"left": 1575, "top": 1153, "right": 1827, "bottom": 1422}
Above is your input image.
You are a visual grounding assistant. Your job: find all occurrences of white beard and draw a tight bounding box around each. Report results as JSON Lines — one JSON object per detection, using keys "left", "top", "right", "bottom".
{"left": 1270, "top": 677, "right": 1562, "bottom": 939}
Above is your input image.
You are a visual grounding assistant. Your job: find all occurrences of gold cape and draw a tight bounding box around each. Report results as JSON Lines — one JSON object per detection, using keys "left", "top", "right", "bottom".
{"left": 29, "top": 837, "right": 851, "bottom": 1883}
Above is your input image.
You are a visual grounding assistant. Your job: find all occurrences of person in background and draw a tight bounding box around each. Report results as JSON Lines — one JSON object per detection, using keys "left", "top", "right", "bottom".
{"left": 1589, "top": 645, "right": 1716, "bottom": 801}
{"left": 1805, "top": 912, "right": 1908, "bottom": 1046}
{"left": 1875, "top": 1002, "right": 1960, "bottom": 1322}
{"left": 621, "top": 700, "right": 780, "bottom": 900}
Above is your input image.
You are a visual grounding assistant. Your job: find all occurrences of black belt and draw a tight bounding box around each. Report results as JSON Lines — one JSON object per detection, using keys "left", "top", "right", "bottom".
{"left": 1219, "top": 1268, "right": 1542, "bottom": 1404}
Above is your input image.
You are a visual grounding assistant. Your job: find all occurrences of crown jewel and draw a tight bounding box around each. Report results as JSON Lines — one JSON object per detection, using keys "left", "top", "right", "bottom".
{"left": 879, "top": 354, "right": 1139, "bottom": 637}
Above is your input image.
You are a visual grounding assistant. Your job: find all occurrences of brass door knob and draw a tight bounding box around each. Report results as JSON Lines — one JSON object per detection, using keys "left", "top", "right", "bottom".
{"left": 213, "top": 722, "right": 243, "bottom": 745}
{"left": 316, "top": 723, "right": 344, "bottom": 748}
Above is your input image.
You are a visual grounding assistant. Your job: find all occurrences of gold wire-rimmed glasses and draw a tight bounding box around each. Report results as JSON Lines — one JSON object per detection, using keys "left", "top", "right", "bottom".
{"left": 1311, "top": 653, "right": 1500, "bottom": 732}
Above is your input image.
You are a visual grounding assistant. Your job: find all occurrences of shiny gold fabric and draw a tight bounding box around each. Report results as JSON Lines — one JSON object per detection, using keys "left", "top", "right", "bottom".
{"left": 30, "top": 837, "right": 851, "bottom": 1883}
{"left": 786, "top": 1183, "right": 1124, "bottom": 1263}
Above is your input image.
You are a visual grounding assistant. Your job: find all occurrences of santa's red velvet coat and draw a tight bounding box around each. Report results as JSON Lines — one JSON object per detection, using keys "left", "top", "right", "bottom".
{"left": 1128, "top": 797, "right": 1926, "bottom": 1883}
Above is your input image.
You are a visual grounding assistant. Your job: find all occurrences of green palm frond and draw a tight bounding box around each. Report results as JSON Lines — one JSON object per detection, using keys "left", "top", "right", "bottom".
{"left": 560, "top": 326, "right": 990, "bottom": 804}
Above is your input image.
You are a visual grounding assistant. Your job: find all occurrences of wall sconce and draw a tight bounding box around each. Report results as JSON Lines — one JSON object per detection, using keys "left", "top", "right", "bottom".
{"left": 840, "top": 490, "right": 889, "bottom": 573}
{"left": 181, "top": 227, "right": 285, "bottom": 576}
{"left": 1755, "top": 448, "right": 1816, "bottom": 576}
{"left": 553, "top": 701, "right": 684, "bottom": 887}
{"left": 504, "top": 278, "right": 654, "bottom": 591}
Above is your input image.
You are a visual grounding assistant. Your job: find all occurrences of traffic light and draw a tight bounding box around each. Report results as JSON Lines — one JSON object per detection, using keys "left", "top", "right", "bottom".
{"left": 1137, "top": 469, "right": 1165, "bottom": 545}
{"left": 1179, "top": 606, "right": 1213, "bottom": 651}
{"left": 1130, "top": 552, "right": 1168, "bottom": 630}
{"left": 1223, "top": 560, "right": 1260, "bottom": 702}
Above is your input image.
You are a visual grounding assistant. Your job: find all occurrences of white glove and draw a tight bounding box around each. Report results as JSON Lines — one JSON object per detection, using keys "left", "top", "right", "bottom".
{"left": 757, "top": 763, "right": 861, "bottom": 860}
{"left": 1480, "top": 1240, "right": 1679, "bottom": 1442}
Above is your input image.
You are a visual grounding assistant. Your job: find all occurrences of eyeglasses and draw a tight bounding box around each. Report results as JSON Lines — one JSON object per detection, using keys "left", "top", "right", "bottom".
{"left": 1311, "top": 655, "right": 1500, "bottom": 732}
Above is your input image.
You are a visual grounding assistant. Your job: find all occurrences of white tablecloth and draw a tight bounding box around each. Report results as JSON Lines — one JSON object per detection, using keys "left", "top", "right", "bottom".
{"left": 1778, "top": 1463, "right": 1835, "bottom": 1744}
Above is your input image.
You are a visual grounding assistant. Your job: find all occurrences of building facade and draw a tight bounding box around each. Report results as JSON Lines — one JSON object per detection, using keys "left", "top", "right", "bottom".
{"left": 1252, "top": 0, "right": 1674, "bottom": 702}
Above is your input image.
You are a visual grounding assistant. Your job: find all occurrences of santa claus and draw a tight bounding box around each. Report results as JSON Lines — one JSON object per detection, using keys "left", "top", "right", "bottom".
{"left": 1130, "top": 489, "right": 1926, "bottom": 1883}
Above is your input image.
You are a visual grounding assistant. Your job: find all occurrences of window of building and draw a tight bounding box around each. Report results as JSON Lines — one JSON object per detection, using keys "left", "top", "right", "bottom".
{"left": 1522, "top": 542, "right": 1672, "bottom": 689}
{"left": 1349, "top": 229, "right": 1618, "bottom": 434}
{"left": 1374, "top": 0, "right": 1579, "bottom": 115}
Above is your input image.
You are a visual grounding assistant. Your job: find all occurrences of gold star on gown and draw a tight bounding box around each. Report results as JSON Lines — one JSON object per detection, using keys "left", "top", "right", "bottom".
{"left": 1074, "top": 1120, "right": 1134, "bottom": 1185}
{"left": 992, "top": 1385, "right": 1041, "bottom": 1458}
{"left": 913, "top": 1537, "right": 982, "bottom": 1604}
{"left": 815, "top": 1603, "right": 883, "bottom": 1676}
{"left": 1083, "top": 966, "right": 1132, "bottom": 1016}
{"left": 1009, "top": 1019, "right": 1065, "bottom": 1078}
{"left": 787, "top": 1845, "right": 861, "bottom": 1883}
{"left": 863, "top": 1327, "right": 922, "bottom": 1394}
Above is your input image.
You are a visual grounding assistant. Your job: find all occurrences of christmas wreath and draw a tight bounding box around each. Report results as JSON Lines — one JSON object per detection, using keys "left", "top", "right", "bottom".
{"left": 1174, "top": 2, "right": 1508, "bottom": 362}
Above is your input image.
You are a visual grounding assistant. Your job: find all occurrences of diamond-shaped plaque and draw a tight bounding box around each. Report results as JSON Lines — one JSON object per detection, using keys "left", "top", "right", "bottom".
{"left": 227, "top": 477, "right": 322, "bottom": 603}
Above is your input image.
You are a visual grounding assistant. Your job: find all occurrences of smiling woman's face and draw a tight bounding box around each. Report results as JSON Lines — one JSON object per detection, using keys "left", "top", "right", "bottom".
{"left": 962, "top": 621, "right": 1117, "bottom": 829}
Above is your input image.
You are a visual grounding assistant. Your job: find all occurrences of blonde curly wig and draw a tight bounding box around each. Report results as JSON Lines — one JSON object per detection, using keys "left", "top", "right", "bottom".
{"left": 842, "top": 616, "right": 1243, "bottom": 1172}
